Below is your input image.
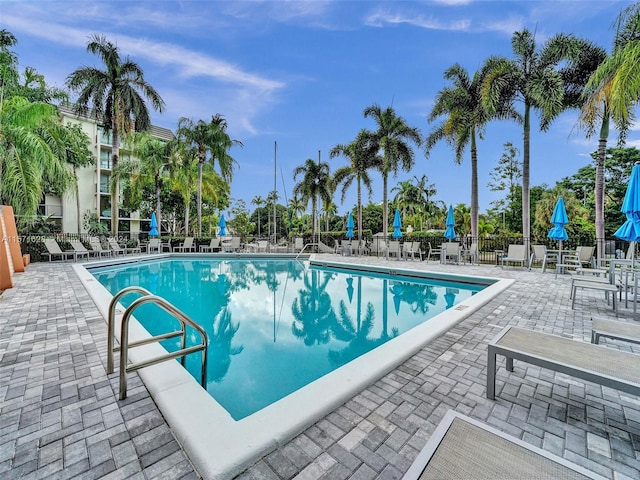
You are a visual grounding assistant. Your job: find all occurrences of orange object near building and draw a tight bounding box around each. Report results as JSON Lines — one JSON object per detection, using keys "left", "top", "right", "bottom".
{"left": 1, "top": 205, "right": 25, "bottom": 290}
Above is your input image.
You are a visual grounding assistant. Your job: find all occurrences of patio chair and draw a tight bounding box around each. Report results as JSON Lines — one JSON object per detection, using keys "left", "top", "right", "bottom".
{"left": 371, "top": 238, "right": 388, "bottom": 257}
{"left": 293, "top": 237, "right": 304, "bottom": 253}
{"left": 221, "top": 236, "right": 241, "bottom": 252}
{"left": 564, "top": 246, "right": 595, "bottom": 268}
{"left": 403, "top": 241, "right": 423, "bottom": 261}
{"left": 441, "top": 242, "right": 460, "bottom": 264}
{"left": 43, "top": 239, "right": 75, "bottom": 262}
{"left": 356, "top": 239, "right": 369, "bottom": 256}
{"left": 529, "top": 245, "right": 557, "bottom": 272}
{"left": 107, "top": 237, "right": 126, "bottom": 256}
{"left": 123, "top": 239, "right": 142, "bottom": 255}
{"left": 461, "top": 241, "right": 478, "bottom": 265}
{"left": 500, "top": 244, "right": 527, "bottom": 268}
{"left": 89, "top": 237, "right": 112, "bottom": 257}
{"left": 174, "top": 236, "right": 196, "bottom": 252}
{"left": 146, "top": 238, "right": 161, "bottom": 253}
{"left": 387, "top": 240, "right": 401, "bottom": 259}
{"left": 487, "top": 326, "right": 640, "bottom": 402}
{"left": 336, "top": 240, "right": 354, "bottom": 256}
{"left": 426, "top": 242, "right": 441, "bottom": 262}
{"left": 402, "top": 410, "right": 605, "bottom": 480}
{"left": 199, "top": 238, "right": 221, "bottom": 253}
{"left": 69, "top": 239, "right": 91, "bottom": 261}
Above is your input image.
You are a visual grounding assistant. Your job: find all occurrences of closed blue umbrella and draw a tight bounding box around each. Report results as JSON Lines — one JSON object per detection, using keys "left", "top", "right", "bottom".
{"left": 219, "top": 214, "right": 227, "bottom": 236}
{"left": 444, "top": 205, "right": 456, "bottom": 240}
{"left": 392, "top": 209, "right": 402, "bottom": 239}
{"left": 346, "top": 212, "right": 354, "bottom": 239}
{"left": 615, "top": 163, "right": 640, "bottom": 264}
{"left": 548, "top": 197, "right": 569, "bottom": 263}
{"left": 149, "top": 212, "right": 159, "bottom": 237}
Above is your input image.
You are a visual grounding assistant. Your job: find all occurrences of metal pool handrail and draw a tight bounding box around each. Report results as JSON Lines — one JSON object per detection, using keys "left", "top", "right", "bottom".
{"left": 106, "top": 286, "right": 208, "bottom": 400}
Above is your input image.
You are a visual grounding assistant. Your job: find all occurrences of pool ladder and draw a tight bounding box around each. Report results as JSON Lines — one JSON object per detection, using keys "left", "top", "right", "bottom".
{"left": 107, "top": 286, "right": 208, "bottom": 400}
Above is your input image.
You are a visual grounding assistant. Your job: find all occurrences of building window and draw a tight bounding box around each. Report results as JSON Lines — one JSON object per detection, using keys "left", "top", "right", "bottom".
{"left": 98, "top": 127, "right": 112, "bottom": 145}
{"left": 100, "top": 173, "right": 110, "bottom": 193}
{"left": 100, "top": 196, "right": 111, "bottom": 218}
{"left": 100, "top": 150, "right": 112, "bottom": 170}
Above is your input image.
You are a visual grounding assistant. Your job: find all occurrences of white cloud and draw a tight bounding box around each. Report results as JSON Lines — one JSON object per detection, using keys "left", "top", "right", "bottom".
{"left": 365, "top": 9, "right": 471, "bottom": 31}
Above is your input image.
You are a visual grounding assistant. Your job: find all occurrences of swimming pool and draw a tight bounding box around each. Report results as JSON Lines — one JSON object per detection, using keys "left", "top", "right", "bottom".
{"left": 74, "top": 254, "right": 513, "bottom": 479}
{"left": 89, "top": 257, "right": 485, "bottom": 420}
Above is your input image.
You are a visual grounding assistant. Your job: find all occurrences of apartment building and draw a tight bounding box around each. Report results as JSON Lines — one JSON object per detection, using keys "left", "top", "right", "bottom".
{"left": 45, "top": 105, "right": 173, "bottom": 235}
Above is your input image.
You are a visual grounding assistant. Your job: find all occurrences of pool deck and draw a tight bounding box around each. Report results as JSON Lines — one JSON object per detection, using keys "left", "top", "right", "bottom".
{"left": 1, "top": 255, "right": 639, "bottom": 480}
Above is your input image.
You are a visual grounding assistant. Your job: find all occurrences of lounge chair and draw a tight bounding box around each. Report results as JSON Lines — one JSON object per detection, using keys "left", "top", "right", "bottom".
{"left": 221, "top": 236, "right": 241, "bottom": 252}
{"left": 403, "top": 241, "right": 423, "bottom": 261}
{"left": 146, "top": 238, "right": 161, "bottom": 253}
{"left": 461, "top": 241, "right": 478, "bottom": 265}
{"left": 107, "top": 237, "right": 126, "bottom": 256}
{"left": 402, "top": 410, "right": 606, "bottom": 480}
{"left": 591, "top": 316, "right": 640, "bottom": 346}
{"left": 487, "top": 326, "right": 640, "bottom": 402}
{"left": 530, "top": 244, "right": 557, "bottom": 272}
{"left": 293, "top": 237, "right": 304, "bottom": 253}
{"left": 69, "top": 239, "right": 92, "bottom": 261}
{"left": 43, "top": 239, "right": 75, "bottom": 262}
{"left": 565, "top": 246, "right": 596, "bottom": 268}
{"left": 89, "top": 237, "right": 112, "bottom": 257}
{"left": 500, "top": 244, "right": 527, "bottom": 268}
{"left": 441, "top": 242, "right": 460, "bottom": 264}
{"left": 123, "top": 239, "right": 142, "bottom": 255}
{"left": 426, "top": 242, "right": 441, "bottom": 262}
{"left": 174, "top": 236, "right": 196, "bottom": 252}
{"left": 336, "top": 239, "right": 354, "bottom": 256}
{"left": 387, "top": 241, "right": 401, "bottom": 259}
{"left": 370, "top": 238, "right": 388, "bottom": 257}
{"left": 199, "top": 238, "right": 221, "bottom": 253}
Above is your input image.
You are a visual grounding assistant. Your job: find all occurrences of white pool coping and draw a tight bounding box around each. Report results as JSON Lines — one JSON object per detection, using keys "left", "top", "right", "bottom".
{"left": 73, "top": 255, "right": 513, "bottom": 480}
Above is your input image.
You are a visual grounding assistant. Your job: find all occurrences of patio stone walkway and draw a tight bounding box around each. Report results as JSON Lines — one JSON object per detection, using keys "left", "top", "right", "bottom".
{"left": 1, "top": 255, "right": 639, "bottom": 479}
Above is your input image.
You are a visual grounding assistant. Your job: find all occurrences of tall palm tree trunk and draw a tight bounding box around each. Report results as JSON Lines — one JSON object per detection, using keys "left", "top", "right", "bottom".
{"left": 111, "top": 125, "right": 120, "bottom": 236}
{"left": 470, "top": 132, "right": 479, "bottom": 241}
{"left": 74, "top": 169, "right": 81, "bottom": 233}
{"left": 382, "top": 173, "right": 388, "bottom": 238}
{"left": 311, "top": 197, "right": 317, "bottom": 242}
{"left": 595, "top": 114, "right": 609, "bottom": 264}
{"left": 155, "top": 178, "right": 162, "bottom": 237}
{"left": 197, "top": 160, "right": 203, "bottom": 236}
{"left": 357, "top": 179, "right": 362, "bottom": 242}
{"left": 522, "top": 103, "right": 531, "bottom": 255}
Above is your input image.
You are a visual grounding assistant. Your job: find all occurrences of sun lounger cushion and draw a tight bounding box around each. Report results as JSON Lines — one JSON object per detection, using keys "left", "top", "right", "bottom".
{"left": 402, "top": 410, "right": 605, "bottom": 480}
{"left": 487, "top": 326, "right": 640, "bottom": 401}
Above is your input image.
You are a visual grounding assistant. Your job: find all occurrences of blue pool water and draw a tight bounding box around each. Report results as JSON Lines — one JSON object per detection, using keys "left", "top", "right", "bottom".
{"left": 90, "top": 258, "right": 487, "bottom": 420}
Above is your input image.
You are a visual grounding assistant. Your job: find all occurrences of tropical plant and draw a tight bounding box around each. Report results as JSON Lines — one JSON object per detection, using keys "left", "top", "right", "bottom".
{"left": 330, "top": 129, "right": 377, "bottom": 241}
{"left": 176, "top": 115, "right": 242, "bottom": 236}
{"left": 66, "top": 34, "right": 165, "bottom": 235}
{"left": 362, "top": 104, "right": 422, "bottom": 236}
{"left": 577, "top": 5, "right": 637, "bottom": 261}
{"left": 292, "top": 158, "right": 332, "bottom": 241}
{"left": 482, "top": 29, "right": 599, "bottom": 253}
{"left": 426, "top": 62, "right": 521, "bottom": 241}
{"left": 251, "top": 195, "right": 265, "bottom": 236}
{"left": 291, "top": 270, "right": 337, "bottom": 346}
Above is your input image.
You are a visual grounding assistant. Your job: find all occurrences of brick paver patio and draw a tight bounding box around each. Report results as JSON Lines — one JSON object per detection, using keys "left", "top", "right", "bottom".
{"left": 1, "top": 255, "right": 638, "bottom": 479}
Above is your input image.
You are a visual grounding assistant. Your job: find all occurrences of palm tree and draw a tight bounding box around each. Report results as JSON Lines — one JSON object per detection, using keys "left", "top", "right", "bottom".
{"left": 251, "top": 195, "right": 265, "bottom": 237}
{"left": 578, "top": 5, "right": 637, "bottom": 262}
{"left": 176, "top": 115, "right": 242, "bottom": 236}
{"left": 362, "top": 104, "right": 422, "bottom": 237}
{"left": 117, "top": 132, "right": 173, "bottom": 235}
{"left": 66, "top": 34, "right": 165, "bottom": 235}
{"left": 292, "top": 158, "right": 332, "bottom": 241}
{"left": 330, "top": 129, "right": 376, "bottom": 241}
{"left": 482, "top": 29, "right": 595, "bottom": 253}
{"left": 425, "top": 62, "right": 520, "bottom": 241}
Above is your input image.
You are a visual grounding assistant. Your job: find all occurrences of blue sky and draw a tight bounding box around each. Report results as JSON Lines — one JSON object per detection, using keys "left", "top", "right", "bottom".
{"left": 3, "top": 0, "right": 637, "bottom": 219}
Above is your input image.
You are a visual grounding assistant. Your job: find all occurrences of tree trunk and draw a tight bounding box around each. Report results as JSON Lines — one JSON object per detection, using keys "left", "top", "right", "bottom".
{"left": 470, "top": 132, "right": 479, "bottom": 242}
{"left": 197, "top": 146, "right": 205, "bottom": 236}
{"left": 595, "top": 114, "right": 609, "bottom": 264}
{"left": 74, "top": 168, "right": 81, "bottom": 234}
{"left": 382, "top": 171, "right": 388, "bottom": 239}
{"left": 522, "top": 102, "right": 531, "bottom": 257}
{"left": 357, "top": 179, "right": 362, "bottom": 242}
{"left": 156, "top": 178, "right": 162, "bottom": 237}
{"left": 111, "top": 124, "right": 120, "bottom": 237}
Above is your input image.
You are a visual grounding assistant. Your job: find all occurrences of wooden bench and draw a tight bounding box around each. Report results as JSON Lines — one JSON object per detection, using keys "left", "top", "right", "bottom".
{"left": 402, "top": 410, "right": 606, "bottom": 480}
{"left": 571, "top": 281, "right": 618, "bottom": 313}
{"left": 487, "top": 326, "right": 640, "bottom": 401}
{"left": 591, "top": 316, "right": 640, "bottom": 346}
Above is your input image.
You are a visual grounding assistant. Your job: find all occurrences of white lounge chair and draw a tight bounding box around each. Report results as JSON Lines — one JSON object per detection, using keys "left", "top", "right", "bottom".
{"left": 461, "top": 241, "right": 478, "bottom": 265}
{"left": 174, "top": 237, "right": 196, "bottom": 252}
{"left": 69, "top": 239, "right": 92, "bottom": 261}
{"left": 530, "top": 245, "right": 557, "bottom": 272}
{"left": 43, "top": 239, "right": 75, "bottom": 262}
{"left": 107, "top": 237, "right": 126, "bottom": 256}
{"left": 500, "top": 244, "right": 527, "bottom": 268}
{"left": 89, "top": 238, "right": 112, "bottom": 257}
{"left": 403, "top": 241, "right": 423, "bottom": 261}
{"left": 293, "top": 237, "right": 304, "bottom": 253}
{"left": 441, "top": 242, "right": 460, "bottom": 264}
{"left": 387, "top": 240, "right": 401, "bottom": 259}
{"left": 199, "top": 238, "right": 220, "bottom": 253}
{"left": 402, "top": 410, "right": 606, "bottom": 480}
{"left": 426, "top": 242, "right": 441, "bottom": 262}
